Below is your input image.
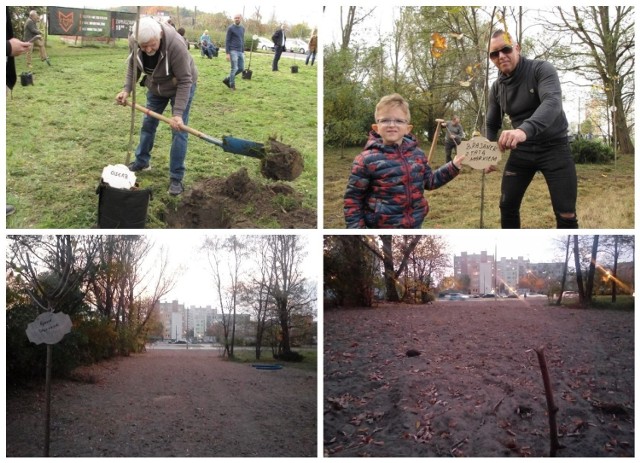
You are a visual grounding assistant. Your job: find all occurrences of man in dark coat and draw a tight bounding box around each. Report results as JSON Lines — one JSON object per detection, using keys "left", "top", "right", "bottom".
{"left": 271, "top": 24, "right": 286, "bottom": 71}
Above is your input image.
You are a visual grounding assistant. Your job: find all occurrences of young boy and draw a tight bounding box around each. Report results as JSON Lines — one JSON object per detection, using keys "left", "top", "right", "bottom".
{"left": 344, "top": 93, "right": 465, "bottom": 228}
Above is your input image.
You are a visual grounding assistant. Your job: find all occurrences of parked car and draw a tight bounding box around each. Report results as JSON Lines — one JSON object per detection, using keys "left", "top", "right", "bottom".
{"left": 257, "top": 36, "right": 274, "bottom": 51}
{"left": 562, "top": 291, "right": 579, "bottom": 299}
{"left": 443, "top": 293, "right": 469, "bottom": 301}
{"left": 287, "top": 38, "right": 307, "bottom": 54}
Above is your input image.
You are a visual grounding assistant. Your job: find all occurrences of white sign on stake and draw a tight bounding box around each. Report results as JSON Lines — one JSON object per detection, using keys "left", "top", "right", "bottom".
{"left": 458, "top": 136, "right": 502, "bottom": 170}
{"left": 26, "top": 312, "right": 72, "bottom": 345}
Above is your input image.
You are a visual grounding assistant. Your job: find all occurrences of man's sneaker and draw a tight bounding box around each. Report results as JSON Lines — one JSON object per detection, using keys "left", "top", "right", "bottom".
{"left": 168, "top": 179, "right": 184, "bottom": 196}
{"left": 6, "top": 205, "right": 16, "bottom": 216}
{"left": 43, "top": 57, "right": 51, "bottom": 66}
{"left": 128, "top": 161, "right": 151, "bottom": 172}
{"left": 222, "top": 77, "right": 230, "bottom": 88}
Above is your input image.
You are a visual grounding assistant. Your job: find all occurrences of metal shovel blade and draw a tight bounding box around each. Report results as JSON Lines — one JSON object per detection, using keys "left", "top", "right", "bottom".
{"left": 222, "top": 136, "right": 264, "bottom": 158}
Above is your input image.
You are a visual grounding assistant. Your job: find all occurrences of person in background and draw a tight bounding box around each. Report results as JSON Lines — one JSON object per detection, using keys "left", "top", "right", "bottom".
{"left": 200, "top": 29, "right": 216, "bottom": 57}
{"left": 441, "top": 115, "right": 465, "bottom": 163}
{"left": 271, "top": 24, "right": 286, "bottom": 71}
{"left": 6, "top": 6, "right": 32, "bottom": 216}
{"left": 23, "top": 9, "right": 50, "bottom": 68}
{"left": 223, "top": 14, "right": 244, "bottom": 90}
{"left": 177, "top": 27, "right": 190, "bottom": 49}
{"left": 305, "top": 29, "right": 317, "bottom": 66}
{"left": 485, "top": 29, "right": 578, "bottom": 229}
{"left": 115, "top": 17, "right": 198, "bottom": 196}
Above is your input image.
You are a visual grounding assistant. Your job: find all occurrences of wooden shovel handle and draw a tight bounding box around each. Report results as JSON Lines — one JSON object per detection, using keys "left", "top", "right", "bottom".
{"left": 123, "top": 99, "right": 211, "bottom": 141}
{"left": 427, "top": 119, "right": 445, "bottom": 163}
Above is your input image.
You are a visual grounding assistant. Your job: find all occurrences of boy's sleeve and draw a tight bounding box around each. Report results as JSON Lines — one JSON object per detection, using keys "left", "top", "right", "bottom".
{"left": 424, "top": 161, "right": 460, "bottom": 191}
{"left": 343, "top": 155, "right": 369, "bottom": 229}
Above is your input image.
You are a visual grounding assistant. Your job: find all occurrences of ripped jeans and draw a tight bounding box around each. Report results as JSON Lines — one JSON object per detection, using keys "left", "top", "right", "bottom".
{"left": 500, "top": 142, "right": 578, "bottom": 229}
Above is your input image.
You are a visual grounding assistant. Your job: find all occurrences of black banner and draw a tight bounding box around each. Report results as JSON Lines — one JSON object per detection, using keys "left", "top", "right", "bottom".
{"left": 48, "top": 7, "right": 136, "bottom": 38}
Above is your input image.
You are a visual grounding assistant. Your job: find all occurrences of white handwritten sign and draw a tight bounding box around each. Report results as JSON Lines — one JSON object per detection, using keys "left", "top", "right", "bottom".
{"left": 458, "top": 136, "right": 501, "bottom": 170}
{"left": 26, "top": 312, "right": 72, "bottom": 345}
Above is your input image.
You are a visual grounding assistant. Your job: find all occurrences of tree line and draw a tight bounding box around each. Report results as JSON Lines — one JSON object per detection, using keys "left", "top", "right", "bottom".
{"left": 324, "top": 235, "right": 634, "bottom": 308}
{"left": 325, "top": 6, "right": 634, "bottom": 156}
{"left": 6, "top": 235, "right": 315, "bottom": 384}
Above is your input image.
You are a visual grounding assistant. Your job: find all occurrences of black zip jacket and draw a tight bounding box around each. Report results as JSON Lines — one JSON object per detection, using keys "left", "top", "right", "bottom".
{"left": 486, "top": 56, "right": 568, "bottom": 150}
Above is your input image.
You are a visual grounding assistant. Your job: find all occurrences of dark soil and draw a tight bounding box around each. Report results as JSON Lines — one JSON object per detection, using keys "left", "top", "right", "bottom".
{"left": 164, "top": 167, "right": 316, "bottom": 228}
{"left": 324, "top": 299, "right": 634, "bottom": 458}
{"left": 6, "top": 349, "right": 317, "bottom": 457}
{"left": 261, "top": 138, "right": 305, "bottom": 181}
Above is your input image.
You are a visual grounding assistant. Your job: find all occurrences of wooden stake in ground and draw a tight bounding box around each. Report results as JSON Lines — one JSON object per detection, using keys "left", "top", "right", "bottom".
{"left": 427, "top": 119, "right": 445, "bottom": 164}
{"left": 534, "top": 345, "right": 562, "bottom": 457}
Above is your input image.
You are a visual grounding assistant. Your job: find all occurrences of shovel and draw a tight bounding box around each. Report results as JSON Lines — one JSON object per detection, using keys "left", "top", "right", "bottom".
{"left": 123, "top": 99, "right": 265, "bottom": 158}
{"left": 122, "top": 99, "right": 304, "bottom": 181}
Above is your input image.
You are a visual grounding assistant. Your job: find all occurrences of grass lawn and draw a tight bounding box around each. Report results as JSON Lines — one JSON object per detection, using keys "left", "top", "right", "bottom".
{"left": 230, "top": 346, "right": 317, "bottom": 372}
{"left": 324, "top": 143, "right": 634, "bottom": 229}
{"left": 6, "top": 40, "right": 317, "bottom": 229}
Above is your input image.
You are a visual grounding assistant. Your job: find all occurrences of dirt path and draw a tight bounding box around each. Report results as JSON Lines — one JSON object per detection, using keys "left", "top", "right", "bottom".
{"left": 324, "top": 299, "right": 634, "bottom": 457}
{"left": 6, "top": 349, "right": 317, "bottom": 457}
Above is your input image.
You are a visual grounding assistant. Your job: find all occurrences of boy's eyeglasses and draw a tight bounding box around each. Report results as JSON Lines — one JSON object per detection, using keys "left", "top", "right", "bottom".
{"left": 377, "top": 118, "right": 409, "bottom": 127}
{"left": 489, "top": 45, "right": 513, "bottom": 60}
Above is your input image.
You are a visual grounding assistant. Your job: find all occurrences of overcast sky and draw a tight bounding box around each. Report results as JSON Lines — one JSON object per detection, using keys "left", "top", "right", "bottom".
{"left": 146, "top": 232, "right": 318, "bottom": 308}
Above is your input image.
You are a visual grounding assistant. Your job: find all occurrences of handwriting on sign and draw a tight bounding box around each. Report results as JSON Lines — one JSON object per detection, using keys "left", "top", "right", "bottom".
{"left": 26, "top": 312, "right": 73, "bottom": 345}
{"left": 459, "top": 136, "right": 501, "bottom": 170}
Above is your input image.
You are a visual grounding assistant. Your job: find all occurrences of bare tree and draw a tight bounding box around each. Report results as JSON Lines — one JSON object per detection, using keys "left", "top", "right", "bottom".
{"left": 556, "top": 235, "right": 571, "bottom": 305}
{"left": 267, "top": 236, "right": 315, "bottom": 357}
{"left": 8, "top": 235, "right": 99, "bottom": 313}
{"left": 573, "top": 235, "right": 586, "bottom": 306}
{"left": 203, "top": 236, "right": 246, "bottom": 358}
{"left": 585, "top": 235, "right": 600, "bottom": 305}
{"left": 242, "top": 236, "right": 276, "bottom": 360}
{"left": 340, "top": 6, "right": 377, "bottom": 50}
{"left": 358, "top": 236, "right": 422, "bottom": 302}
{"left": 548, "top": 7, "right": 635, "bottom": 153}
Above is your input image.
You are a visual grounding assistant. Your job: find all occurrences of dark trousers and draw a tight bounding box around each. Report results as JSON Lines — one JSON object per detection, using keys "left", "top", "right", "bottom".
{"left": 444, "top": 141, "right": 456, "bottom": 163}
{"left": 273, "top": 45, "right": 284, "bottom": 70}
{"left": 500, "top": 143, "right": 578, "bottom": 229}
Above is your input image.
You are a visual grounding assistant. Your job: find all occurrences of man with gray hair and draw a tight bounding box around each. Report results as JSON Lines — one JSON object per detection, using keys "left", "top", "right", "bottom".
{"left": 23, "top": 10, "right": 50, "bottom": 67}
{"left": 115, "top": 16, "right": 198, "bottom": 196}
{"left": 223, "top": 14, "right": 245, "bottom": 90}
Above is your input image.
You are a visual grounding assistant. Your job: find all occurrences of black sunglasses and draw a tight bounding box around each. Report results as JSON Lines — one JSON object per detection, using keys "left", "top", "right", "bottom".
{"left": 489, "top": 45, "right": 514, "bottom": 59}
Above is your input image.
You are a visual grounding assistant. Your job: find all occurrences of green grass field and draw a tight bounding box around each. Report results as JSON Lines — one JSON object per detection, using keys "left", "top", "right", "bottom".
{"left": 6, "top": 40, "right": 317, "bottom": 229}
{"left": 324, "top": 144, "right": 634, "bottom": 229}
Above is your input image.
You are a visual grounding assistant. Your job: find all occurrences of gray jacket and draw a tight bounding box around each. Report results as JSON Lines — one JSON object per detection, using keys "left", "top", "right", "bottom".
{"left": 123, "top": 22, "right": 198, "bottom": 117}
{"left": 486, "top": 56, "right": 568, "bottom": 149}
{"left": 23, "top": 17, "right": 41, "bottom": 42}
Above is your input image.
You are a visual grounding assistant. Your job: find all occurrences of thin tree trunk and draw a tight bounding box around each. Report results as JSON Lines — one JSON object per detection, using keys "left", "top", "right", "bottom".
{"left": 573, "top": 236, "right": 586, "bottom": 306}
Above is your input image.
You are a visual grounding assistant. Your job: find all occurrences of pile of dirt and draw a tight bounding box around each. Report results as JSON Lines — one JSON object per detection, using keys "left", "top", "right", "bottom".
{"left": 324, "top": 299, "right": 634, "bottom": 458}
{"left": 164, "top": 168, "right": 316, "bottom": 228}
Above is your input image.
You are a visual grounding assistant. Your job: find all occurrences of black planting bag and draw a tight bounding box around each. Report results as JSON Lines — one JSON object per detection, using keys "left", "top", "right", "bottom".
{"left": 96, "top": 182, "right": 152, "bottom": 229}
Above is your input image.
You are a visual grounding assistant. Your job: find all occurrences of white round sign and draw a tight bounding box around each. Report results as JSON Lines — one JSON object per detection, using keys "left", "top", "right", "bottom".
{"left": 26, "top": 312, "right": 73, "bottom": 345}
{"left": 101, "top": 164, "right": 136, "bottom": 189}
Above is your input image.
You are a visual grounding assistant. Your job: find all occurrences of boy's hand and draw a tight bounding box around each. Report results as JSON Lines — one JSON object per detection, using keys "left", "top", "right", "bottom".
{"left": 484, "top": 165, "right": 498, "bottom": 174}
{"left": 452, "top": 153, "right": 466, "bottom": 169}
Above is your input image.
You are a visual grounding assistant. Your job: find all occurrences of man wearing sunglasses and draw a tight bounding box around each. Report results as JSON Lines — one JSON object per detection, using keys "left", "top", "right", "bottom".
{"left": 486, "top": 30, "right": 578, "bottom": 229}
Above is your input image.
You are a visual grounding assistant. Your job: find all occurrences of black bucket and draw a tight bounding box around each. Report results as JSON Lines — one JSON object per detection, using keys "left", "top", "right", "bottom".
{"left": 20, "top": 72, "right": 33, "bottom": 86}
{"left": 290, "top": 65, "right": 298, "bottom": 74}
{"left": 96, "top": 182, "right": 152, "bottom": 228}
{"left": 242, "top": 69, "right": 253, "bottom": 80}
